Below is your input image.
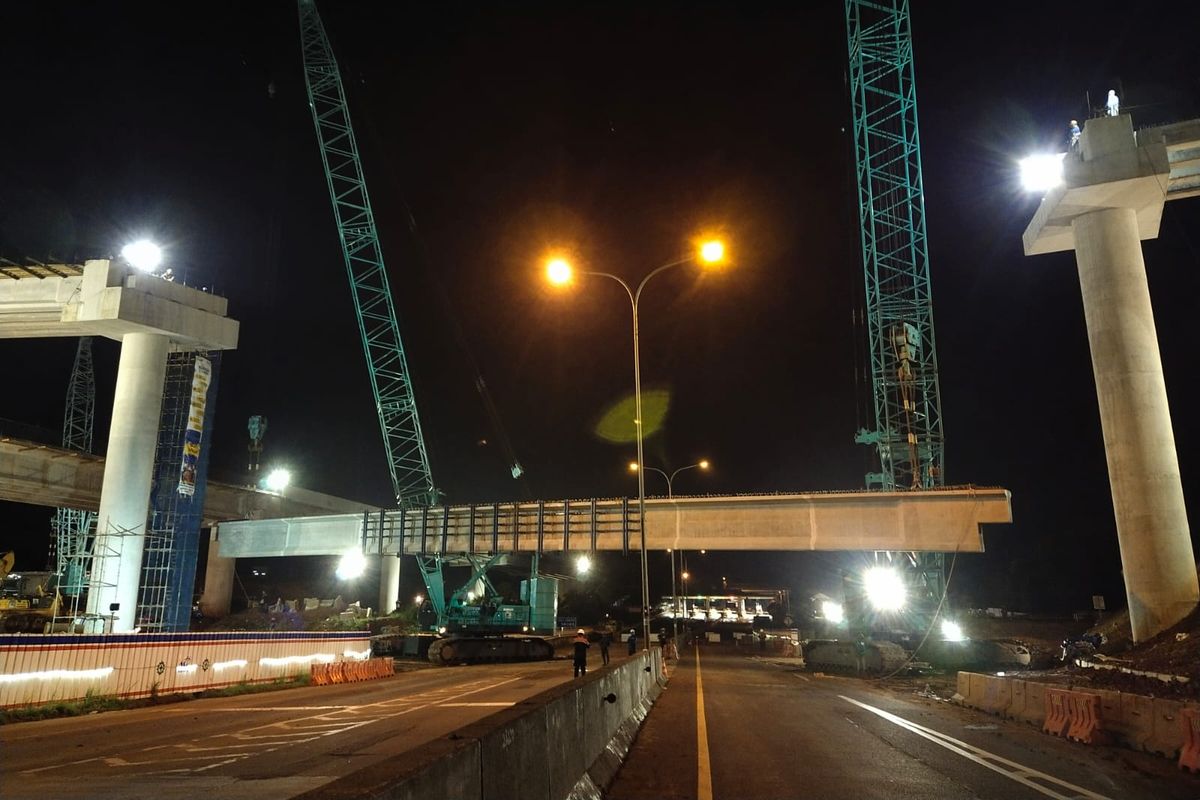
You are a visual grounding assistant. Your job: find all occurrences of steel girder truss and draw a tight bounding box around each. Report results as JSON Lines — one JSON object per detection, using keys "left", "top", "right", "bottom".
{"left": 845, "top": 0, "right": 944, "bottom": 493}
{"left": 53, "top": 337, "right": 95, "bottom": 583}
{"left": 298, "top": 0, "right": 436, "bottom": 506}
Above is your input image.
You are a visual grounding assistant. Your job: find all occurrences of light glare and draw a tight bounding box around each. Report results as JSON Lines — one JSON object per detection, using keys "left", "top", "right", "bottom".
{"left": 336, "top": 549, "right": 367, "bottom": 580}
{"left": 577, "top": 555, "right": 592, "bottom": 575}
{"left": 941, "top": 619, "right": 966, "bottom": 642}
{"left": 1019, "top": 153, "right": 1065, "bottom": 192}
{"left": 863, "top": 567, "right": 906, "bottom": 612}
{"left": 121, "top": 240, "right": 163, "bottom": 272}
{"left": 264, "top": 468, "right": 291, "bottom": 492}
{"left": 699, "top": 240, "right": 725, "bottom": 264}
{"left": 820, "top": 600, "right": 845, "bottom": 624}
{"left": 546, "top": 258, "right": 572, "bottom": 285}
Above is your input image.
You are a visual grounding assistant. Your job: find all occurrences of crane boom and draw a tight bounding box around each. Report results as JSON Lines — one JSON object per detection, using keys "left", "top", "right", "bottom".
{"left": 845, "top": 0, "right": 944, "bottom": 492}
{"left": 845, "top": 0, "right": 946, "bottom": 605}
{"left": 297, "top": 0, "right": 435, "bottom": 506}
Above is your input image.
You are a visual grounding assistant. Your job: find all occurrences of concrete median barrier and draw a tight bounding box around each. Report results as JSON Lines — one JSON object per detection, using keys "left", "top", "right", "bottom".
{"left": 1118, "top": 691, "right": 1155, "bottom": 751}
{"left": 1015, "top": 680, "right": 1046, "bottom": 727}
{"left": 1147, "top": 698, "right": 1186, "bottom": 758}
{"left": 292, "top": 649, "right": 665, "bottom": 800}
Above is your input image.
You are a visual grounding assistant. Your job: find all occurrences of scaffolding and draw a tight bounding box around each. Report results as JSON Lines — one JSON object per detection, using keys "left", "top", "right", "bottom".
{"left": 136, "top": 351, "right": 221, "bottom": 631}
{"left": 51, "top": 337, "right": 96, "bottom": 583}
{"left": 53, "top": 520, "right": 130, "bottom": 634}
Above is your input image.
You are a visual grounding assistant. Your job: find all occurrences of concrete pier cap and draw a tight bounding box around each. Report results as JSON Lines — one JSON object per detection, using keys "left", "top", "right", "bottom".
{"left": 1022, "top": 115, "right": 1199, "bottom": 642}
{"left": 0, "top": 258, "right": 240, "bottom": 631}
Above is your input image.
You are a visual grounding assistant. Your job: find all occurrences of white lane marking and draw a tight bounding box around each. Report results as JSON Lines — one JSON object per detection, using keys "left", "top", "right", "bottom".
{"left": 19, "top": 674, "right": 528, "bottom": 776}
{"left": 438, "top": 701, "right": 515, "bottom": 707}
{"left": 163, "top": 705, "right": 351, "bottom": 712}
{"left": 839, "top": 696, "right": 1113, "bottom": 800}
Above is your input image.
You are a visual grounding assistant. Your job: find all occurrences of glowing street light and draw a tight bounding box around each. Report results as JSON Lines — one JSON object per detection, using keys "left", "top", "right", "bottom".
{"left": 863, "top": 566, "right": 907, "bottom": 612}
{"left": 546, "top": 258, "right": 573, "bottom": 286}
{"left": 414, "top": 594, "right": 424, "bottom": 605}
{"left": 545, "top": 237, "right": 730, "bottom": 649}
{"left": 264, "top": 467, "right": 291, "bottom": 492}
{"left": 336, "top": 549, "right": 367, "bottom": 581}
{"left": 576, "top": 555, "right": 592, "bottom": 575}
{"left": 120, "top": 239, "right": 163, "bottom": 272}
{"left": 1018, "top": 153, "right": 1066, "bottom": 192}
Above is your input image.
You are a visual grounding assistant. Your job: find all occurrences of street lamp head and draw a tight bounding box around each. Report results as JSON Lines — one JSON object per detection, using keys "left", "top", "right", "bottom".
{"left": 628, "top": 461, "right": 639, "bottom": 473}
{"left": 681, "top": 571, "right": 690, "bottom": 580}
{"left": 698, "top": 459, "right": 710, "bottom": 470}
{"left": 698, "top": 239, "right": 726, "bottom": 266}
{"left": 546, "top": 257, "right": 573, "bottom": 286}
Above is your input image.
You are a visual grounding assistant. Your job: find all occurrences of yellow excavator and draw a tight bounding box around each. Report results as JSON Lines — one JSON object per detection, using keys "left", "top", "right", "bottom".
{"left": 0, "top": 552, "right": 61, "bottom": 633}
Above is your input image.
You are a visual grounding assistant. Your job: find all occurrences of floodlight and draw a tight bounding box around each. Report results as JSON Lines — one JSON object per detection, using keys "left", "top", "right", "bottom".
{"left": 863, "top": 566, "right": 906, "bottom": 611}
{"left": 1018, "top": 153, "right": 1065, "bottom": 192}
{"left": 820, "top": 600, "right": 845, "bottom": 624}
{"left": 335, "top": 549, "right": 367, "bottom": 580}
{"left": 941, "top": 619, "right": 965, "bottom": 642}
{"left": 816, "top": 599, "right": 844, "bottom": 623}
{"left": 121, "top": 240, "right": 163, "bottom": 272}
{"left": 577, "top": 555, "right": 592, "bottom": 575}
{"left": 264, "top": 468, "right": 291, "bottom": 492}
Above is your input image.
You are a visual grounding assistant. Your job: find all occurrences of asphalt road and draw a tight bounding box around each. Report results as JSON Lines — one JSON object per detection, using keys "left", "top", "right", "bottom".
{"left": 609, "top": 645, "right": 1200, "bottom": 800}
{"left": 0, "top": 652, "right": 626, "bottom": 800}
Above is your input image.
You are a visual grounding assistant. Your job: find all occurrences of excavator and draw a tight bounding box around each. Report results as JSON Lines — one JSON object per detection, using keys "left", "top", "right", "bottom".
{"left": 0, "top": 552, "right": 61, "bottom": 633}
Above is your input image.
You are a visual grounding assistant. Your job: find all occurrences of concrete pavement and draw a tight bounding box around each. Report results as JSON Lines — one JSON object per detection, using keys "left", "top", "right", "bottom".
{"left": 0, "top": 653, "right": 633, "bottom": 800}
{"left": 609, "top": 645, "right": 1197, "bottom": 799}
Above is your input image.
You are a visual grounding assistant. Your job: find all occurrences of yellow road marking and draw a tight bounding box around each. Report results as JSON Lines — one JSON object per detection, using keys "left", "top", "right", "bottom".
{"left": 696, "top": 647, "right": 713, "bottom": 800}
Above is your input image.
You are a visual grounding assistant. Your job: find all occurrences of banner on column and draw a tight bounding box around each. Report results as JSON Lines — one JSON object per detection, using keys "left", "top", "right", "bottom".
{"left": 178, "top": 356, "right": 212, "bottom": 496}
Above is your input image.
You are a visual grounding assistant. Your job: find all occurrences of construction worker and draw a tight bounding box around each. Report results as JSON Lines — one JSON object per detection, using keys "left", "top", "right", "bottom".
{"left": 573, "top": 630, "right": 590, "bottom": 678}
{"left": 1069, "top": 120, "right": 1081, "bottom": 150}
{"left": 854, "top": 633, "right": 869, "bottom": 675}
{"left": 599, "top": 630, "right": 612, "bottom": 665}
{"left": 1106, "top": 89, "right": 1120, "bottom": 117}
{"left": 627, "top": 628, "right": 638, "bottom": 656}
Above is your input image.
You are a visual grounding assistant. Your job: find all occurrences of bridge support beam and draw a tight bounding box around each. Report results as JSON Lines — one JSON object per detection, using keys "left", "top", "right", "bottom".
{"left": 87, "top": 332, "right": 169, "bottom": 631}
{"left": 1024, "top": 114, "right": 1199, "bottom": 641}
{"left": 199, "top": 528, "right": 235, "bottom": 618}
{"left": 1074, "top": 208, "right": 1197, "bottom": 641}
{"left": 379, "top": 554, "right": 400, "bottom": 615}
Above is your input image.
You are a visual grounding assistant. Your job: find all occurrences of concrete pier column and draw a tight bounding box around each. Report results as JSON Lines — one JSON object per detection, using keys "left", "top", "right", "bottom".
{"left": 379, "top": 554, "right": 400, "bottom": 616}
{"left": 199, "top": 528, "right": 235, "bottom": 618}
{"left": 87, "top": 332, "right": 170, "bottom": 631}
{"left": 1073, "top": 207, "right": 1199, "bottom": 641}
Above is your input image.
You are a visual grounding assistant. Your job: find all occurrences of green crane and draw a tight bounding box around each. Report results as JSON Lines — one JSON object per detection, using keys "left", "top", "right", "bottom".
{"left": 53, "top": 337, "right": 95, "bottom": 591}
{"left": 845, "top": 1, "right": 946, "bottom": 602}
{"left": 297, "top": 0, "right": 435, "bottom": 506}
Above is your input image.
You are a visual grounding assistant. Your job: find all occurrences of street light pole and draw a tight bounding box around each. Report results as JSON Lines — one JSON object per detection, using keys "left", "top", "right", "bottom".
{"left": 587, "top": 258, "right": 689, "bottom": 650}
{"left": 636, "top": 461, "right": 708, "bottom": 644}
{"left": 545, "top": 240, "right": 726, "bottom": 652}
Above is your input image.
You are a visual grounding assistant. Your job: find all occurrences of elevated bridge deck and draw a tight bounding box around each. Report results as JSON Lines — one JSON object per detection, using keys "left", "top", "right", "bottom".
{"left": 216, "top": 487, "right": 1011, "bottom": 557}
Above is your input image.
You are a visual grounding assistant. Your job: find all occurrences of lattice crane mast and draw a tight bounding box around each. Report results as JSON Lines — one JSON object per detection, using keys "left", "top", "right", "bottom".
{"left": 845, "top": 0, "right": 946, "bottom": 598}
{"left": 297, "top": 0, "right": 436, "bottom": 506}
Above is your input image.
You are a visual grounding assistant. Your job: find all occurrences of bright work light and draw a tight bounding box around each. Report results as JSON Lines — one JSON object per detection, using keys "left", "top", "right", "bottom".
{"left": 820, "top": 600, "right": 845, "bottom": 624}
{"left": 863, "top": 567, "right": 906, "bottom": 612}
{"left": 121, "top": 240, "right": 163, "bottom": 272}
{"left": 577, "top": 555, "right": 592, "bottom": 575}
{"left": 264, "top": 468, "right": 291, "bottom": 492}
{"left": 1018, "top": 153, "right": 1065, "bottom": 192}
{"left": 336, "top": 549, "right": 367, "bottom": 580}
{"left": 941, "top": 619, "right": 966, "bottom": 642}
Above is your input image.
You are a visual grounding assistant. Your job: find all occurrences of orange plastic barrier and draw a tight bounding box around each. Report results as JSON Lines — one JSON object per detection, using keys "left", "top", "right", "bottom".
{"left": 1180, "top": 707, "right": 1200, "bottom": 773}
{"left": 1043, "top": 688, "right": 1070, "bottom": 737}
{"left": 311, "top": 658, "right": 394, "bottom": 687}
{"left": 1066, "top": 691, "right": 1109, "bottom": 745}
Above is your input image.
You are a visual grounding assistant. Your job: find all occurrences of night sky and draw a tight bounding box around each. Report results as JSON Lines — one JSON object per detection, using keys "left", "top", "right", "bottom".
{"left": 2, "top": 1, "right": 1199, "bottom": 614}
